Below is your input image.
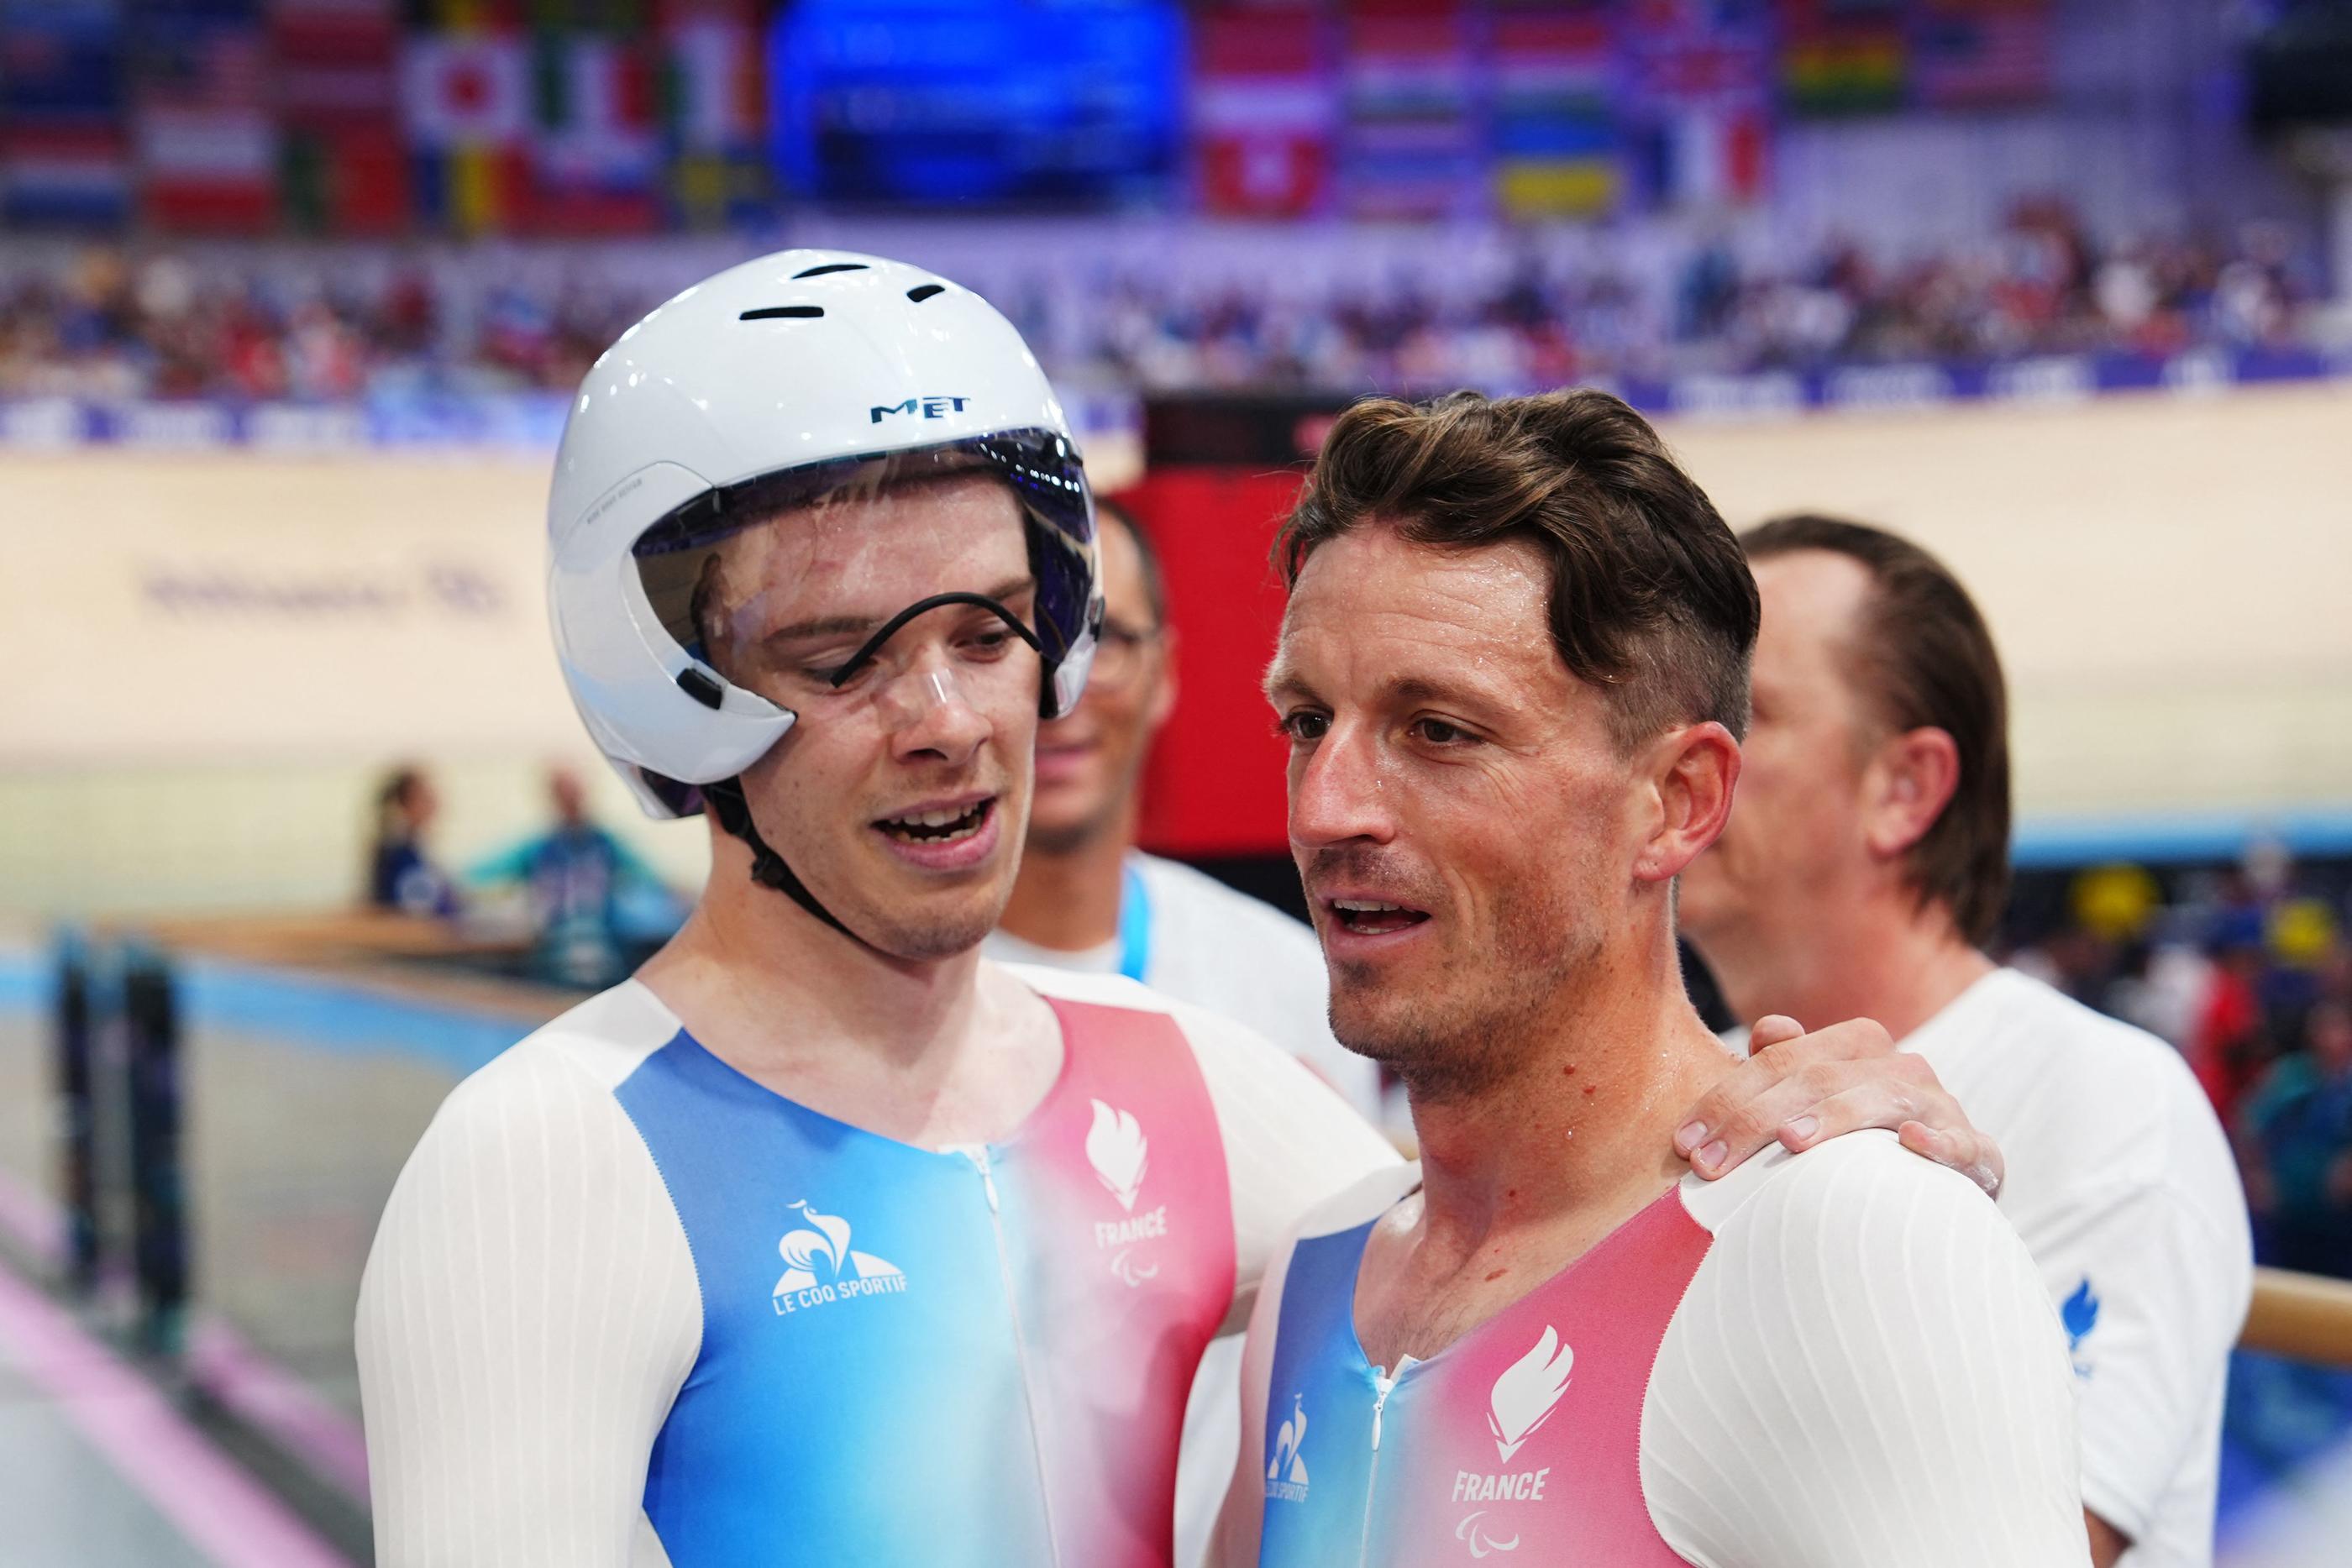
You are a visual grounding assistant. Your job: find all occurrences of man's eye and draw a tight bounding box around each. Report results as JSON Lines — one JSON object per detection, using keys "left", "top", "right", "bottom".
{"left": 1414, "top": 718, "right": 1474, "bottom": 746}
{"left": 1280, "top": 711, "right": 1330, "bottom": 742}
{"left": 811, "top": 658, "right": 866, "bottom": 688}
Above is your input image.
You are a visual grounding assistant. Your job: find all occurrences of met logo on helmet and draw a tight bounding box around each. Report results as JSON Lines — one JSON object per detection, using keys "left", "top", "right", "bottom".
{"left": 870, "top": 395, "right": 972, "bottom": 423}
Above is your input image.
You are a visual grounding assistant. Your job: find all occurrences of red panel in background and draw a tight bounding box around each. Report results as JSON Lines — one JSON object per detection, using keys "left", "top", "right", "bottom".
{"left": 1121, "top": 466, "right": 1310, "bottom": 860}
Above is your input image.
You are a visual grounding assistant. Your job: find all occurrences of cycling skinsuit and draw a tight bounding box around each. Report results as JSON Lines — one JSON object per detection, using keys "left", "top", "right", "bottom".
{"left": 622, "top": 993, "right": 1233, "bottom": 1564}
{"left": 1259, "top": 1182, "right": 1706, "bottom": 1565}
{"left": 1244, "top": 1135, "right": 2093, "bottom": 1568}
{"left": 358, "top": 966, "right": 1404, "bottom": 1568}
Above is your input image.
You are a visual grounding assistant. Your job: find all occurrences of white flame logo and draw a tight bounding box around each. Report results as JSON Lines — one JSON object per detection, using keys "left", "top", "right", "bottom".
{"left": 1085, "top": 1099, "right": 1149, "bottom": 1211}
{"left": 774, "top": 1201, "right": 900, "bottom": 1296}
{"left": 1486, "top": 1324, "right": 1572, "bottom": 1463}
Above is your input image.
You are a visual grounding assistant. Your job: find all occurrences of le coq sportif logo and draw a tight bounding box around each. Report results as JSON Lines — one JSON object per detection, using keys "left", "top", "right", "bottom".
{"left": 771, "top": 1201, "right": 906, "bottom": 1316}
{"left": 1266, "top": 1392, "right": 1310, "bottom": 1503}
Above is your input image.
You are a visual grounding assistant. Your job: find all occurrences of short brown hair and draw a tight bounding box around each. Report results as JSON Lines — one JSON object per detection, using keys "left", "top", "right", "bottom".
{"left": 1276, "top": 389, "right": 1759, "bottom": 751}
{"left": 1741, "top": 514, "right": 2011, "bottom": 945}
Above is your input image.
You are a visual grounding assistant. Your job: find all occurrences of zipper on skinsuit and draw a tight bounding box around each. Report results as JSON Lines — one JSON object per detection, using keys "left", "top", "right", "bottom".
{"left": 959, "top": 1145, "right": 1063, "bottom": 1563}
{"left": 1358, "top": 1368, "right": 1399, "bottom": 1568}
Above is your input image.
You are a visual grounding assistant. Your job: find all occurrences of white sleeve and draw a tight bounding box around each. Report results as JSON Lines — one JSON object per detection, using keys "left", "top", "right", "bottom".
{"left": 356, "top": 1041, "right": 702, "bottom": 1568}
{"left": 1643, "top": 1133, "right": 2087, "bottom": 1568}
{"left": 1177, "top": 998, "right": 1404, "bottom": 1329}
{"left": 2019, "top": 1176, "right": 2250, "bottom": 1541}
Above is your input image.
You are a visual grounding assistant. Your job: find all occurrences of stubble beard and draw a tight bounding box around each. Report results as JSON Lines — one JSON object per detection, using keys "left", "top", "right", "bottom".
{"left": 1327, "top": 876, "right": 1600, "bottom": 1108}
{"left": 862, "top": 901, "right": 1004, "bottom": 962}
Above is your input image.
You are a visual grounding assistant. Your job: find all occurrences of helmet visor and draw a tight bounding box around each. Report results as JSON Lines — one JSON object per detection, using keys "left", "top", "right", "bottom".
{"left": 633, "top": 431, "right": 1097, "bottom": 716}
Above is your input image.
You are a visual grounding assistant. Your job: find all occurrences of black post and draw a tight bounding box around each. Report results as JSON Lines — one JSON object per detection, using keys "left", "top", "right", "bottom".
{"left": 51, "top": 929, "right": 100, "bottom": 1295}
{"left": 121, "top": 942, "right": 187, "bottom": 1356}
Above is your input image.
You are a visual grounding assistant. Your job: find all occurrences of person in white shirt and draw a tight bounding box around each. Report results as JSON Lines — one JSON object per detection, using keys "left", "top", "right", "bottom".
{"left": 1678, "top": 513, "right": 2254, "bottom": 1568}
{"left": 987, "top": 498, "right": 1376, "bottom": 1115}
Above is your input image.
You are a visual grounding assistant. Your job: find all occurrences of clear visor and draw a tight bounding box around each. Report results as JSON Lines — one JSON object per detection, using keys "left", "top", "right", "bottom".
{"left": 633, "top": 432, "right": 1096, "bottom": 725}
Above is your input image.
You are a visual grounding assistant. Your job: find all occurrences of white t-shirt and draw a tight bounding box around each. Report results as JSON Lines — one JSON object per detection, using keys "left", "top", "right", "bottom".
{"left": 986, "top": 852, "right": 1383, "bottom": 1568}
{"left": 355, "top": 964, "right": 1399, "bottom": 1567}
{"left": 1902, "top": 968, "right": 2253, "bottom": 1568}
{"left": 1231, "top": 1131, "right": 2087, "bottom": 1566}
{"left": 986, "top": 852, "right": 1378, "bottom": 1118}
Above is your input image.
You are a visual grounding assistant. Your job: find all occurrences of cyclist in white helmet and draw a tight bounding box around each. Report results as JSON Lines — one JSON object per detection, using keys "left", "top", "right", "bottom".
{"left": 354, "top": 251, "right": 2006, "bottom": 1568}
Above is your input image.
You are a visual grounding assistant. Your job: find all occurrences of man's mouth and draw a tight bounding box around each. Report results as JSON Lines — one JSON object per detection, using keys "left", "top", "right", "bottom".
{"left": 1328, "top": 898, "right": 1431, "bottom": 936}
{"left": 874, "top": 798, "right": 994, "bottom": 845}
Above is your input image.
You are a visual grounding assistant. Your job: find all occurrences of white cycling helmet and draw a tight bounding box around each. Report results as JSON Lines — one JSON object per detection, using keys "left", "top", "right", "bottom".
{"left": 547, "top": 249, "right": 1101, "bottom": 821}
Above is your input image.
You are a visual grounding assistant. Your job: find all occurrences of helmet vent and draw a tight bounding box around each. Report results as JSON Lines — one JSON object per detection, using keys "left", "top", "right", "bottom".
{"left": 792, "top": 262, "right": 868, "bottom": 279}
{"left": 906, "top": 283, "right": 947, "bottom": 303}
{"left": 739, "top": 306, "right": 824, "bottom": 321}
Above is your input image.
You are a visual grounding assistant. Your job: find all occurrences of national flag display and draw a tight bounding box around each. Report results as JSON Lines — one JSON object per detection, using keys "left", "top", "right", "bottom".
{"left": 0, "top": 0, "right": 2060, "bottom": 235}
{"left": 135, "top": 0, "right": 278, "bottom": 231}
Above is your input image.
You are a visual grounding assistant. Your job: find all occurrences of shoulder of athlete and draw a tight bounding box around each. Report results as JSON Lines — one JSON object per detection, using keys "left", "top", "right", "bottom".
{"left": 993, "top": 957, "right": 1322, "bottom": 1089}
{"left": 1005, "top": 954, "right": 1389, "bottom": 1132}
{"left": 1646, "top": 1130, "right": 2084, "bottom": 1568}
{"left": 1296, "top": 1160, "right": 1423, "bottom": 1243}
{"left": 407, "top": 979, "right": 681, "bottom": 1170}
{"left": 1679, "top": 1126, "right": 2010, "bottom": 1248}
{"left": 1246, "top": 1163, "right": 1420, "bottom": 1355}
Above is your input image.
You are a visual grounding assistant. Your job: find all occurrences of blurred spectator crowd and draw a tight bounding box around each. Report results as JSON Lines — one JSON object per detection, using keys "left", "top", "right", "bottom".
{"left": 0, "top": 203, "right": 2322, "bottom": 406}
{"left": 2006, "top": 847, "right": 2352, "bottom": 1282}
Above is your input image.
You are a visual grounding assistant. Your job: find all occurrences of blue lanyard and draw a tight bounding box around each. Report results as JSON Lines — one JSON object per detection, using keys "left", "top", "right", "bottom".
{"left": 1116, "top": 862, "right": 1152, "bottom": 983}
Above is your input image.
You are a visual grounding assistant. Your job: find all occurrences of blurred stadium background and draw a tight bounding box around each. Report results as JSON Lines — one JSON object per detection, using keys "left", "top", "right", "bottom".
{"left": 3, "top": 0, "right": 2352, "bottom": 1563}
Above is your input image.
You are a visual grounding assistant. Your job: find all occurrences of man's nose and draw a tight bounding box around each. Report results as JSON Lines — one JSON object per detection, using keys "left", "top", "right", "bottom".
{"left": 1289, "top": 723, "right": 1396, "bottom": 849}
{"left": 885, "top": 663, "right": 991, "bottom": 766}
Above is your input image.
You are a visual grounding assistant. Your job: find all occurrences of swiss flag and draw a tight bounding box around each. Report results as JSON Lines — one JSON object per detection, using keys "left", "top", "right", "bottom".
{"left": 1201, "top": 133, "right": 1329, "bottom": 218}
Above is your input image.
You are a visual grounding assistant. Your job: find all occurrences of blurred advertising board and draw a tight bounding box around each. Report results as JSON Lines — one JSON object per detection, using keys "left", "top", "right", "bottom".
{"left": 10, "top": 343, "right": 2328, "bottom": 458}
{"left": 0, "top": 449, "right": 569, "bottom": 767}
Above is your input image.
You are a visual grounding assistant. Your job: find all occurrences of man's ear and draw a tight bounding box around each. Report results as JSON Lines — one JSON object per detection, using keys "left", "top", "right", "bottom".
{"left": 1862, "top": 726, "right": 1960, "bottom": 861}
{"left": 1635, "top": 721, "right": 1740, "bottom": 885}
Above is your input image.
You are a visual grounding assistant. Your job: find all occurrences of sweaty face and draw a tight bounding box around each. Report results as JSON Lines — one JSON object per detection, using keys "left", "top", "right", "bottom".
{"left": 1678, "top": 549, "right": 1877, "bottom": 950}
{"left": 1268, "top": 525, "right": 1640, "bottom": 1100}
{"left": 701, "top": 475, "right": 1042, "bottom": 958}
{"left": 1028, "top": 513, "right": 1170, "bottom": 854}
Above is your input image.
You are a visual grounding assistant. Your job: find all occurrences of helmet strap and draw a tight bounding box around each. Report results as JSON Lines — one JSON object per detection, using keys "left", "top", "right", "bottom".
{"left": 700, "top": 775, "right": 865, "bottom": 946}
